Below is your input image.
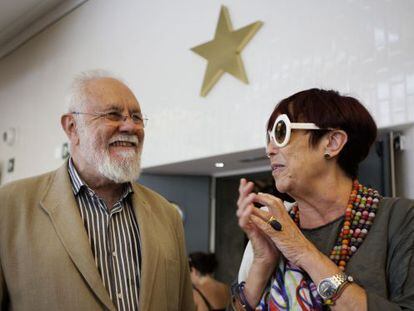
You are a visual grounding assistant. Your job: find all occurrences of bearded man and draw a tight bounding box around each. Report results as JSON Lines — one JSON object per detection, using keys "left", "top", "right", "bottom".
{"left": 0, "top": 71, "right": 195, "bottom": 311}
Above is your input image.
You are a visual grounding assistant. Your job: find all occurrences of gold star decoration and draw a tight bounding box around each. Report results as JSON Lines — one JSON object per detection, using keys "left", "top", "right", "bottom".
{"left": 191, "top": 6, "right": 263, "bottom": 97}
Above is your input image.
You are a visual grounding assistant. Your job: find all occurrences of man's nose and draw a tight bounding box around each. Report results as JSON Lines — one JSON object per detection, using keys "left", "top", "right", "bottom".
{"left": 120, "top": 115, "right": 136, "bottom": 124}
{"left": 118, "top": 116, "right": 142, "bottom": 132}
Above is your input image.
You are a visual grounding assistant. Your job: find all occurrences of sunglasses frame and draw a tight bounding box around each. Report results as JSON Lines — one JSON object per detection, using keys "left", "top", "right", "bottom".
{"left": 267, "top": 114, "right": 322, "bottom": 148}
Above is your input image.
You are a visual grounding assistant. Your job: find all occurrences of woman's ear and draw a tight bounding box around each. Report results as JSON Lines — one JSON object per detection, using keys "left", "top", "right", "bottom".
{"left": 324, "top": 130, "right": 348, "bottom": 159}
{"left": 61, "top": 114, "right": 80, "bottom": 146}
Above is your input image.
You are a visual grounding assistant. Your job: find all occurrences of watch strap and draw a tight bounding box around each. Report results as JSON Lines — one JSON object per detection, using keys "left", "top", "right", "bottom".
{"left": 317, "top": 272, "right": 353, "bottom": 302}
{"left": 332, "top": 274, "right": 353, "bottom": 301}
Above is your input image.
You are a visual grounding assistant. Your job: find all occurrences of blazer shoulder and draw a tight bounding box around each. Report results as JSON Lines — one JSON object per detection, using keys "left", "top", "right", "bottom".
{"left": 381, "top": 197, "right": 414, "bottom": 220}
{"left": 0, "top": 170, "right": 57, "bottom": 203}
{"left": 380, "top": 197, "right": 414, "bottom": 241}
{"left": 132, "top": 183, "right": 178, "bottom": 216}
{"left": 133, "top": 183, "right": 170, "bottom": 203}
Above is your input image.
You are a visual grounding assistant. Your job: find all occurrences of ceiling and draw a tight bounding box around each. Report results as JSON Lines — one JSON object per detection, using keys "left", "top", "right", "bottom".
{"left": 0, "top": 0, "right": 65, "bottom": 47}
{"left": 143, "top": 147, "right": 271, "bottom": 177}
{"left": 0, "top": 0, "right": 86, "bottom": 59}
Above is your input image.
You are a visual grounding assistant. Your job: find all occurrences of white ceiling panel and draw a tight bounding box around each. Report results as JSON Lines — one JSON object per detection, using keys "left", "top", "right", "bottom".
{"left": 0, "top": 0, "right": 66, "bottom": 46}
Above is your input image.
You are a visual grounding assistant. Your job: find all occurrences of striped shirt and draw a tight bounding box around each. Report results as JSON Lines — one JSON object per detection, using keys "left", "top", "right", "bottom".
{"left": 68, "top": 159, "right": 141, "bottom": 311}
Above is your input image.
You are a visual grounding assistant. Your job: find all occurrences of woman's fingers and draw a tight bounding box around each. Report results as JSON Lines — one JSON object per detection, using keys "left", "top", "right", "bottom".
{"left": 253, "top": 192, "right": 285, "bottom": 217}
{"left": 236, "top": 179, "right": 256, "bottom": 229}
{"left": 251, "top": 207, "right": 272, "bottom": 221}
{"left": 239, "top": 205, "right": 254, "bottom": 228}
{"left": 238, "top": 194, "right": 256, "bottom": 228}
{"left": 237, "top": 179, "right": 256, "bottom": 219}
{"left": 237, "top": 179, "right": 254, "bottom": 203}
{"left": 250, "top": 214, "right": 281, "bottom": 236}
{"left": 238, "top": 190, "right": 313, "bottom": 267}
{"left": 236, "top": 192, "right": 255, "bottom": 216}
{"left": 239, "top": 191, "right": 286, "bottom": 232}
{"left": 237, "top": 182, "right": 287, "bottom": 236}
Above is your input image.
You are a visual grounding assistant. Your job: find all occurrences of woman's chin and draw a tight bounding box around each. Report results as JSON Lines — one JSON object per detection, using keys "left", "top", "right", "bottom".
{"left": 274, "top": 178, "right": 290, "bottom": 194}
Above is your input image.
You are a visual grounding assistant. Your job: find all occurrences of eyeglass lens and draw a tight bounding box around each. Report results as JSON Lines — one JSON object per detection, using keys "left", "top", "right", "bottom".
{"left": 104, "top": 112, "right": 143, "bottom": 124}
{"left": 275, "top": 120, "right": 287, "bottom": 144}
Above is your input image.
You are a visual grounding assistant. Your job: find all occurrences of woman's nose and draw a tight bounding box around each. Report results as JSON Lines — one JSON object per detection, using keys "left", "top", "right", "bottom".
{"left": 266, "top": 141, "right": 279, "bottom": 158}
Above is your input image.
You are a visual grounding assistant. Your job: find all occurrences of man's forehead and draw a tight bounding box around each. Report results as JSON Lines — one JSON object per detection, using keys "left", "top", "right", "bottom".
{"left": 84, "top": 78, "right": 140, "bottom": 110}
{"left": 85, "top": 77, "right": 131, "bottom": 95}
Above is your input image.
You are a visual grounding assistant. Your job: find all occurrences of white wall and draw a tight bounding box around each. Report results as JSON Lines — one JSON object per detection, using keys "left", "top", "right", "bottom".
{"left": 0, "top": 0, "right": 413, "bottom": 197}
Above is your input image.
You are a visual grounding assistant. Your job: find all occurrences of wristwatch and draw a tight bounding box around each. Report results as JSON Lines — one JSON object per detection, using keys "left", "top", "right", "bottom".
{"left": 317, "top": 272, "right": 353, "bottom": 302}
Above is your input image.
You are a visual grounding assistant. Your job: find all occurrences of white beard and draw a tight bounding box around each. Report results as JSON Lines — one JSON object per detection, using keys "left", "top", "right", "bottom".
{"left": 78, "top": 128, "right": 142, "bottom": 183}
{"left": 98, "top": 148, "right": 142, "bottom": 183}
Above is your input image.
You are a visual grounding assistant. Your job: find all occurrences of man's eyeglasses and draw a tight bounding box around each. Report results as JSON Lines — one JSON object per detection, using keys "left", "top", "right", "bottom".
{"left": 266, "top": 114, "right": 331, "bottom": 148}
{"left": 71, "top": 111, "right": 148, "bottom": 127}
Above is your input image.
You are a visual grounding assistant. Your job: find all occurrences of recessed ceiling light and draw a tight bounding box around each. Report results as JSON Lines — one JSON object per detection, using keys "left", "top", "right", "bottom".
{"left": 215, "top": 162, "right": 224, "bottom": 168}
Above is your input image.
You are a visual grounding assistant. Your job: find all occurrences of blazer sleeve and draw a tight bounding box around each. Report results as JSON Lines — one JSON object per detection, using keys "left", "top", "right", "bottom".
{"left": 174, "top": 209, "right": 196, "bottom": 311}
{"left": 0, "top": 187, "right": 8, "bottom": 310}
{"left": 0, "top": 256, "right": 8, "bottom": 309}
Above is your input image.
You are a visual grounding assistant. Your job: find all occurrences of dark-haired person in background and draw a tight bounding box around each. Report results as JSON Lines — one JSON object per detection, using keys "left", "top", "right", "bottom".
{"left": 189, "top": 252, "right": 231, "bottom": 311}
{"left": 233, "top": 89, "right": 414, "bottom": 310}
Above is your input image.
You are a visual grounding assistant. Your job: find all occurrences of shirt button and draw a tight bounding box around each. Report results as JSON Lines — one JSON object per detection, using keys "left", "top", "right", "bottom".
{"left": 117, "top": 293, "right": 123, "bottom": 300}
{"left": 112, "top": 251, "right": 117, "bottom": 257}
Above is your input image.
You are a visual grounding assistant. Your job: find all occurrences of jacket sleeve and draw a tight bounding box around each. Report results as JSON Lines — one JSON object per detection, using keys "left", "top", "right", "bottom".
{"left": 0, "top": 256, "right": 8, "bottom": 310}
{"left": 0, "top": 187, "right": 9, "bottom": 310}
{"left": 367, "top": 199, "right": 414, "bottom": 310}
{"left": 174, "top": 209, "right": 196, "bottom": 311}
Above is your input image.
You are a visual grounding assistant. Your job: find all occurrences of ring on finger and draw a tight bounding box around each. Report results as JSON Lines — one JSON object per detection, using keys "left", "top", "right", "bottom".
{"left": 267, "top": 216, "right": 283, "bottom": 231}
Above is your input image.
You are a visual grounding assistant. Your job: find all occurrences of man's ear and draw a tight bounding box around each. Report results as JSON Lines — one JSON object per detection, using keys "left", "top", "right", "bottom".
{"left": 324, "top": 130, "right": 348, "bottom": 158}
{"left": 61, "top": 114, "right": 80, "bottom": 146}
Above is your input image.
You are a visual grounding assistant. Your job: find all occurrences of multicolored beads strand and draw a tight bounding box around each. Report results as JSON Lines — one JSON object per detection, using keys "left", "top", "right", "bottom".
{"left": 289, "top": 180, "right": 381, "bottom": 270}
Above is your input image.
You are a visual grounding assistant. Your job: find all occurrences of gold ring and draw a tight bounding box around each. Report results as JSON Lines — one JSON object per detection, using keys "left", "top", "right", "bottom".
{"left": 267, "top": 216, "right": 277, "bottom": 224}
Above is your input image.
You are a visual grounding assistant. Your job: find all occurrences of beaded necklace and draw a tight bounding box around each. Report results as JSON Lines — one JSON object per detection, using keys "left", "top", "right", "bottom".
{"left": 289, "top": 180, "right": 381, "bottom": 270}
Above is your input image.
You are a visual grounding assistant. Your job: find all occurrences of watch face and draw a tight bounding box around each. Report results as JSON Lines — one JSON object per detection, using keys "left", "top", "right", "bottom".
{"left": 319, "top": 280, "right": 336, "bottom": 299}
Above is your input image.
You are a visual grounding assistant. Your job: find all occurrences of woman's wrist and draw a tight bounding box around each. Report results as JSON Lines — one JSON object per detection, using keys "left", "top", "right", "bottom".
{"left": 231, "top": 281, "right": 255, "bottom": 311}
{"left": 242, "top": 261, "right": 275, "bottom": 308}
{"left": 299, "top": 248, "right": 341, "bottom": 284}
{"left": 251, "top": 256, "right": 277, "bottom": 272}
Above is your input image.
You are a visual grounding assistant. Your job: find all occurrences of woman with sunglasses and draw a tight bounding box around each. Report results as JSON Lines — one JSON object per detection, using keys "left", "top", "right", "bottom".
{"left": 232, "top": 89, "right": 414, "bottom": 310}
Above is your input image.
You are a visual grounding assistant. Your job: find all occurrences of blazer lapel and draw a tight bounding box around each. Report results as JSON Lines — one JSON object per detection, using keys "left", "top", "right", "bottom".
{"left": 40, "top": 163, "right": 115, "bottom": 311}
{"left": 132, "top": 185, "right": 160, "bottom": 310}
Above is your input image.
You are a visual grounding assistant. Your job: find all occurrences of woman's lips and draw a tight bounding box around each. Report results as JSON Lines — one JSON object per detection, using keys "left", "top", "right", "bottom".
{"left": 271, "top": 163, "right": 285, "bottom": 174}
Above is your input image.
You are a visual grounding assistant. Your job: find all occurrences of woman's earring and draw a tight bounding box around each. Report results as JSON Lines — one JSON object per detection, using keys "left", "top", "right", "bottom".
{"left": 324, "top": 152, "right": 331, "bottom": 159}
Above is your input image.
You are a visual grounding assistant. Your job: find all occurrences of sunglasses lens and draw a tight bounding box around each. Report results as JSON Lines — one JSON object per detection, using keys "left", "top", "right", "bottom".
{"left": 275, "top": 120, "right": 287, "bottom": 144}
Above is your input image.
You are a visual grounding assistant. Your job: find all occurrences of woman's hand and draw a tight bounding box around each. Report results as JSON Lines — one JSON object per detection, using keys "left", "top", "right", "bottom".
{"left": 236, "top": 179, "right": 281, "bottom": 308}
{"left": 236, "top": 179, "right": 279, "bottom": 267}
{"left": 249, "top": 192, "right": 318, "bottom": 268}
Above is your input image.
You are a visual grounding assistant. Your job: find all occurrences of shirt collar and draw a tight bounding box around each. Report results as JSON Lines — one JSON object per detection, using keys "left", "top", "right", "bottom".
{"left": 67, "top": 157, "right": 134, "bottom": 199}
{"left": 68, "top": 157, "right": 85, "bottom": 195}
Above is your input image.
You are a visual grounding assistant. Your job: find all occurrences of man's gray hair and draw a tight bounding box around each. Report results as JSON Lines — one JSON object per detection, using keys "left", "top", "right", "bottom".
{"left": 66, "top": 69, "right": 124, "bottom": 113}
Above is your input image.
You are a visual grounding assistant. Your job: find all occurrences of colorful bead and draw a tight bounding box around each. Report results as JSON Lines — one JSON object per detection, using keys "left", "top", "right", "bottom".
{"left": 289, "top": 180, "right": 381, "bottom": 270}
